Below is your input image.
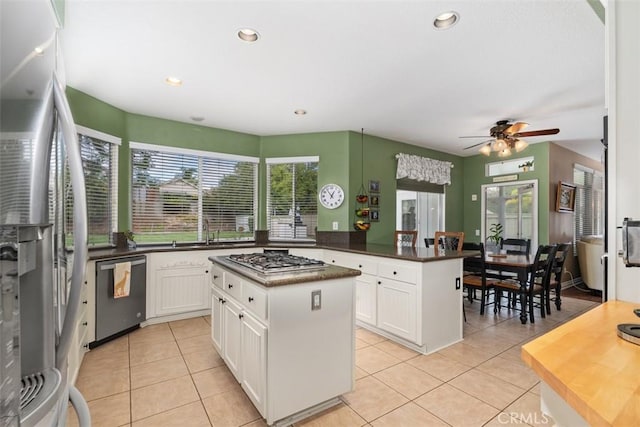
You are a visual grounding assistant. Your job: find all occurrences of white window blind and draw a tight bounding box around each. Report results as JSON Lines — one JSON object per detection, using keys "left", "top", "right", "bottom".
{"left": 266, "top": 157, "right": 318, "bottom": 241}
{"left": 574, "top": 165, "right": 604, "bottom": 245}
{"left": 131, "top": 143, "right": 257, "bottom": 244}
{"left": 64, "top": 131, "right": 119, "bottom": 247}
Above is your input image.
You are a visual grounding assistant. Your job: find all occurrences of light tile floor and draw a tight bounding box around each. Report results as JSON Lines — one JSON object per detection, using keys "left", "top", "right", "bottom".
{"left": 67, "top": 296, "right": 598, "bottom": 427}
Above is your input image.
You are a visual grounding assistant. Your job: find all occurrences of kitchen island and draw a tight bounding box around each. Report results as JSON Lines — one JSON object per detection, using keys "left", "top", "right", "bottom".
{"left": 208, "top": 253, "right": 360, "bottom": 426}
{"left": 522, "top": 300, "right": 640, "bottom": 426}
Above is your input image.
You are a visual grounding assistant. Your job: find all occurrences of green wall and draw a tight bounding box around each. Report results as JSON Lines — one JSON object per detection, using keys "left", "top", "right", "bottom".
{"left": 67, "top": 87, "right": 471, "bottom": 245}
{"left": 350, "top": 132, "right": 464, "bottom": 244}
{"left": 462, "top": 143, "right": 551, "bottom": 245}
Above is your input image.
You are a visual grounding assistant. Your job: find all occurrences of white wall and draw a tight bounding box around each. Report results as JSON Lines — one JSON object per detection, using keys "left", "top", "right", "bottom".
{"left": 609, "top": 0, "right": 640, "bottom": 302}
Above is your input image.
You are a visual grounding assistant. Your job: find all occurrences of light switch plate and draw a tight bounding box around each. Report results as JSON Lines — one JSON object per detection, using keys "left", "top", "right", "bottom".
{"left": 311, "top": 290, "right": 321, "bottom": 310}
{"left": 332, "top": 221, "right": 339, "bottom": 230}
{"left": 471, "top": 194, "right": 478, "bottom": 201}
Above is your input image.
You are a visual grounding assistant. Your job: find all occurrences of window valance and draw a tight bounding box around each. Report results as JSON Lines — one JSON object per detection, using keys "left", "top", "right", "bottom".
{"left": 395, "top": 153, "right": 452, "bottom": 185}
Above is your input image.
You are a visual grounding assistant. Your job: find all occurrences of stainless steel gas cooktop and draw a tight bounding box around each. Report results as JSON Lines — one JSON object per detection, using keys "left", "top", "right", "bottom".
{"left": 227, "top": 251, "right": 325, "bottom": 274}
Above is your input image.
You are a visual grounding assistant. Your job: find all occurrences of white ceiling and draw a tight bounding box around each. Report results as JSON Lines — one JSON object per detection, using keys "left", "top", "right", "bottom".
{"left": 60, "top": 0, "right": 605, "bottom": 160}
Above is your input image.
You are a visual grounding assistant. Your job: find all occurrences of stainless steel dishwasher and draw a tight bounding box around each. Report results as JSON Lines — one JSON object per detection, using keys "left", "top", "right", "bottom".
{"left": 95, "top": 255, "right": 146, "bottom": 345}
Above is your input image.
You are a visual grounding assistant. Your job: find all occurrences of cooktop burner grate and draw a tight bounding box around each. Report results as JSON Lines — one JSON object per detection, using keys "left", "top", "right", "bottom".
{"left": 227, "top": 252, "right": 325, "bottom": 273}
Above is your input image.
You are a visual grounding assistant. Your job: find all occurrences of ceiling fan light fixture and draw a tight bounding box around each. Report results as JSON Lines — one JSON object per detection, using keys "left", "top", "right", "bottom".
{"left": 433, "top": 11, "right": 459, "bottom": 30}
{"left": 498, "top": 147, "right": 512, "bottom": 158}
{"left": 164, "top": 76, "right": 182, "bottom": 87}
{"left": 479, "top": 144, "right": 492, "bottom": 156}
{"left": 493, "top": 138, "right": 507, "bottom": 152}
{"left": 514, "top": 139, "right": 528, "bottom": 152}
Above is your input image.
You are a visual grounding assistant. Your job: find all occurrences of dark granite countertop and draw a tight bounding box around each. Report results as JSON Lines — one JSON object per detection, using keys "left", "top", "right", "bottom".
{"left": 210, "top": 255, "right": 361, "bottom": 287}
{"left": 87, "top": 242, "right": 476, "bottom": 262}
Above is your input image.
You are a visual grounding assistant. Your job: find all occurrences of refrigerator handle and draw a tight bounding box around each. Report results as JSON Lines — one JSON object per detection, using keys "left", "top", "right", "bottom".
{"left": 52, "top": 73, "right": 88, "bottom": 370}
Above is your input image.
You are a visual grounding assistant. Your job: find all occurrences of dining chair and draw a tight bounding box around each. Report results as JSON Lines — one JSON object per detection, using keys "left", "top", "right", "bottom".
{"left": 462, "top": 242, "right": 497, "bottom": 315}
{"left": 500, "top": 238, "right": 531, "bottom": 256}
{"left": 394, "top": 230, "right": 417, "bottom": 248}
{"left": 494, "top": 244, "right": 557, "bottom": 323}
{"left": 546, "top": 243, "right": 571, "bottom": 313}
{"left": 434, "top": 231, "right": 464, "bottom": 252}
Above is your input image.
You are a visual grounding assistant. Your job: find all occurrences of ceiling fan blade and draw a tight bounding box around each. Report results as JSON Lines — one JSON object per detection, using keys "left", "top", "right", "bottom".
{"left": 459, "top": 135, "right": 490, "bottom": 138}
{"left": 513, "top": 128, "right": 560, "bottom": 138}
{"left": 464, "top": 139, "right": 492, "bottom": 150}
{"left": 504, "top": 122, "right": 528, "bottom": 135}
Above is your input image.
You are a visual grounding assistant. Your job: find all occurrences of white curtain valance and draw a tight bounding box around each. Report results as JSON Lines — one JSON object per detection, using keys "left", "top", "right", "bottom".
{"left": 395, "top": 153, "right": 452, "bottom": 185}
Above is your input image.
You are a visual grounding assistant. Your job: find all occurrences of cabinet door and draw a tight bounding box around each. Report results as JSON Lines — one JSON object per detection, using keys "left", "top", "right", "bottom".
{"left": 210, "top": 288, "right": 224, "bottom": 355}
{"left": 222, "top": 298, "right": 243, "bottom": 381}
{"left": 377, "top": 279, "right": 417, "bottom": 341}
{"left": 355, "top": 273, "right": 377, "bottom": 325}
{"left": 241, "top": 312, "right": 267, "bottom": 416}
{"left": 156, "top": 266, "right": 210, "bottom": 315}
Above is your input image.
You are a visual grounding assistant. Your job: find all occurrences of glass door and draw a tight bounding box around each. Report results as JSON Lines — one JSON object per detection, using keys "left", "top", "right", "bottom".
{"left": 396, "top": 190, "right": 444, "bottom": 246}
{"left": 481, "top": 180, "right": 537, "bottom": 251}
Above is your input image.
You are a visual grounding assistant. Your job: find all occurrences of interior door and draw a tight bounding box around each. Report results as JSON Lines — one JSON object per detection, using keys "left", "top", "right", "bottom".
{"left": 482, "top": 180, "right": 538, "bottom": 250}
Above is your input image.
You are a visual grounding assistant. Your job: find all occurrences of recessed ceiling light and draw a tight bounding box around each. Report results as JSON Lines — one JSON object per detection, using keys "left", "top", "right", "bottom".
{"left": 433, "top": 11, "right": 459, "bottom": 30}
{"left": 165, "top": 76, "right": 182, "bottom": 87}
{"left": 294, "top": 109, "right": 307, "bottom": 116}
{"left": 34, "top": 46, "right": 44, "bottom": 56}
{"left": 238, "top": 28, "right": 259, "bottom": 42}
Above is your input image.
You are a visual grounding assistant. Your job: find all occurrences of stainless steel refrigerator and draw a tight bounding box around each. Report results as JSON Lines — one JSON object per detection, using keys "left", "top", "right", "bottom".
{"left": 1, "top": 0, "right": 90, "bottom": 425}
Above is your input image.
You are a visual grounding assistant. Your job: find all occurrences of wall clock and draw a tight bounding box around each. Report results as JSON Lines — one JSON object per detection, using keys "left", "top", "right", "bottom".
{"left": 318, "top": 183, "right": 345, "bottom": 209}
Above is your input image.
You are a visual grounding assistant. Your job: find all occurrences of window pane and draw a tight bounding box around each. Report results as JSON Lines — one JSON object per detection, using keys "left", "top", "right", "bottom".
{"left": 65, "top": 133, "right": 118, "bottom": 247}
{"left": 573, "top": 166, "right": 604, "bottom": 249}
{"left": 267, "top": 161, "right": 318, "bottom": 241}
{"left": 131, "top": 146, "right": 257, "bottom": 244}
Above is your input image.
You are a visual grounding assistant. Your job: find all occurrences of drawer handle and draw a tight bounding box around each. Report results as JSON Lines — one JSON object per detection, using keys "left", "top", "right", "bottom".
{"left": 82, "top": 321, "right": 88, "bottom": 326}
{"left": 205, "top": 270, "right": 209, "bottom": 274}
{"left": 228, "top": 284, "right": 233, "bottom": 288}
{"left": 377, "top": 281, "right": 382, "bottom": 285}
{"left": 82, "top": 300, "right": 88, "bottom": 304}
{"left": 332, "top": 260, "right": 336, "bottom": 263}
{"left": 358, "top": 264, "right": 362, "bottom": 268}
{"left": 393, "top": 271, "right": 397, "bottom": 275}
{"left": 84, "top": 281, "right": 87, "bottom": 285}
{"left": 83, "top": 344, "right": 89, "bottom": 349}
{"left": 239, "top": 313, "right": 244, "bottom": 319}
{"left": 248, "top": 297, "right": 254, "bottom": 302}
{"left": 220, "top": 298, "right": 226, "bottom": 304}
{"left": 213, "top": 275, "right": 219, "bottom": 279}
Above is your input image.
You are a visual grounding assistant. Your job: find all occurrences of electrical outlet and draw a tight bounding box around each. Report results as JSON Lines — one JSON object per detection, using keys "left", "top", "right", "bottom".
{"left": 471, "top": 194, "right": 478, "bottom": 201}
{"left": 332, "top": 221, "right": 339, "bottom": 230}
{"left": 475, "top": 229, "right": 480, "bottom": 236}
{"left": 311, "top": 290, "right": 321, "bottom": 310}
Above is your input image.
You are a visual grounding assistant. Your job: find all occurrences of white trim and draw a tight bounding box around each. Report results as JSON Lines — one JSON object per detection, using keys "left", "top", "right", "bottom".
{"left": 480, "top": 179, "right": 538, "bottom": 251}
{"left": 0, "top": 132, "right": 35, "bottom": 140}
{"left": 76, "top": 125, "right": 121, "bottom": 145}
{"left": 129, "top": 141, "right": 259, "bottom": 163}
{"left": 574, "top": 163, "right": 594, "bottom": 174}
{"left": 265, "top": 156, "right": 319, "bottom": 164}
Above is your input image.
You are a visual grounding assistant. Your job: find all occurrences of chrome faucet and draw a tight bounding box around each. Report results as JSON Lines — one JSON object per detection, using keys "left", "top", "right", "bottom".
{"left": 204, "top": 219, "right": 211, "bottom": 245}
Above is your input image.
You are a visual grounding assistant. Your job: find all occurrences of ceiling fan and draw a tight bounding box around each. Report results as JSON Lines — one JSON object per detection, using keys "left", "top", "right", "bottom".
{"left": 461, "top": 120, "right": 560, "bottom": 157}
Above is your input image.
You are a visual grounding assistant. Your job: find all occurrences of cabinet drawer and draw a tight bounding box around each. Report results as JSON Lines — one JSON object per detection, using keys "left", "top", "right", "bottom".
{"left": 211, "top": 264, "right": 224, "bottom": 289}
{"left": 352, "top": 257, "right": 377, "bottom": 275}
{"left": 225, "top": 273, "right": 243, "bottom": 300}
{"left": 241, "top": 282, "right": 268, "bottom": 321}
{"left": 378, "top": 262, "right": 417, "bottom": 284}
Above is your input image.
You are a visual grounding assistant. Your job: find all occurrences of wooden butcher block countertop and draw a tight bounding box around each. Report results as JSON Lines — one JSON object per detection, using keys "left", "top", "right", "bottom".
{"left": 522, "top": 300, "right": 640, "bottom": 426}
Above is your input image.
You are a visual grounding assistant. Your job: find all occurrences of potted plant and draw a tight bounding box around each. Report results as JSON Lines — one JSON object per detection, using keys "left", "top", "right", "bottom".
{"left": 123, "top": 230, "right": 136, "bottom": 249}
{"left": 518, "top": 160, "right": 534, "bottom": 172}
{"left": 486, "top": 223, "right": 503, "bottom": 254}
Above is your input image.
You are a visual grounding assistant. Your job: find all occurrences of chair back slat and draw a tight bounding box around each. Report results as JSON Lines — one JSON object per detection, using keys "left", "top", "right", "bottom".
{"left": 394, "top": 230, "right": 417, "bottom": 248}
{"left": 500, "top": 238, "right": 531, "bottom": 256}
{"left": 435, "top": 231, "right": 465, "bottom": 252}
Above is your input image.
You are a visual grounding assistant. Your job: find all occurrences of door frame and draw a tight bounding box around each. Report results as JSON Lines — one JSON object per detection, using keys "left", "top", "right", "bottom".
{"left": 481, "top": 179, "right": 538, "bottom": 251}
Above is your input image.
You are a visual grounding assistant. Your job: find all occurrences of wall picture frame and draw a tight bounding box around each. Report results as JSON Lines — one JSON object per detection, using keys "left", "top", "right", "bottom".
{"left": 369, "top": 180, "right": 380, "bottom": 193}
{"left": 370, "top": 209, "right": 379, "bottom": 222}
{"left": 369, "top": 195, "right": 379, "bottom": 206}
{"left": 556, "top": 181, "right": 576, "bottom": 213}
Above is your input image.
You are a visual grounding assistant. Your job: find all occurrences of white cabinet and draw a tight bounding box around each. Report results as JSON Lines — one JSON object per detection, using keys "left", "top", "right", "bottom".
{"left": 148, "top": 252, "right": 212, "bottom": 318}
{"left": 355, "top": 273, "right": 377, "bottom": 324}
{"left": 210, "top": 262, "right": 354, "bottom": 425}
{"left": 68, "top": 260, "right": 93, "bottom": 385}
{"left": 240, "top": 311, "right": 267, "bottom": 414}
{"left": 210, "top": 274, "right": 267, "bottom": 412}
{"left": 326, "top": 249, "right": 462, "bottom": 354}
{"left": 222, "top": 297, "right": 243, "bottom": 381}
{"left": 377, "top": 278, "right": 417, "bottom": 341}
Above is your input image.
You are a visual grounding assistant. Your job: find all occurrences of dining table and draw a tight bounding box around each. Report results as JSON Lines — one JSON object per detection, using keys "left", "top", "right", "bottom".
{"left": 483, "top": 253, "right": 534, "bottom": 324}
